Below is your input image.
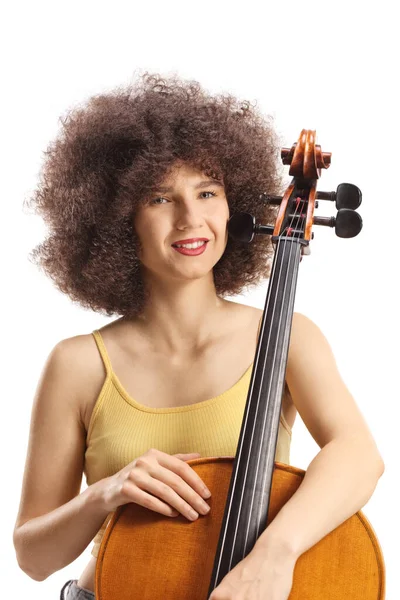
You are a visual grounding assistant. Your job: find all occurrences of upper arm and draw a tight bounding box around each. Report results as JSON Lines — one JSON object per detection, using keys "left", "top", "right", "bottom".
{"left": 13, "top": 338, "right": 87, "bottom": 534}
{"left": 286, "top": 312, "right": 383, "bottom": 456}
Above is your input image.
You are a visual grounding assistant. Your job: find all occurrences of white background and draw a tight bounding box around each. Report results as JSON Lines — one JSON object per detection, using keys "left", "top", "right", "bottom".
{"left": 2, "top": 0, "right": 398, "bottom": 597}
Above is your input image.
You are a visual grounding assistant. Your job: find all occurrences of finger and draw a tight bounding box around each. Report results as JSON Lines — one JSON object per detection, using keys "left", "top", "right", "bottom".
{"left": 121, "top": 480, "right": 180, "bottom": 517}
{"left": 173, "top": 453, "right": 201, "bottom": 460}
{"left": 131, "top": 469, "right": 206, "bottom": 521}
{"left": 150, "top": 464, "right": 211, "bottom": 517}
{"left": 159, "top": 454, "right": 211, "bottom": 499}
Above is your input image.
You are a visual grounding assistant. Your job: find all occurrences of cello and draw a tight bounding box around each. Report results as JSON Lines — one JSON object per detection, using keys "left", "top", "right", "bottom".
{"left": 94, "top": 129, "right": 385, "bottom": 599}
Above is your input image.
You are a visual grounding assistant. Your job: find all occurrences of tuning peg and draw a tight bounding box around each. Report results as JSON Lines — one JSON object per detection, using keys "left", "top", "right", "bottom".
{"left": 335, "top": 208, "right": 363, "bottom": 237}
{"left": 313, "top": 209, "right": 363, "bottom": 238}
{"left": 316, "top": 183, "right": 362, "bottom": 210}
{"left": 260, "top": 194, "right": 321, "bottom": 208}
{"left": 259, "top": 194, "right": 281, "bottom": 205}
{"left": 228, "top": 212, "right": 274, "bottom": 242}
{"left": 228, "top": 213, "right": 256, "bottom": 242}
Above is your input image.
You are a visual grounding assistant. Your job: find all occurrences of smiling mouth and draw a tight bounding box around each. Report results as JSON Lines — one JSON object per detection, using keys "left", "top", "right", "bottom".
{"left": 172, "top": 241, "right": 208, "bottom": 249}
{"left": 172, "top": 241, "right": 209, "bottom": 255}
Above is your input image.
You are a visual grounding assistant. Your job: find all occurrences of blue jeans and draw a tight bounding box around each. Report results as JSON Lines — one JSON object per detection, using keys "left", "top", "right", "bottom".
{"left": 60, "top": 579, "right": 95, "bottom": 599}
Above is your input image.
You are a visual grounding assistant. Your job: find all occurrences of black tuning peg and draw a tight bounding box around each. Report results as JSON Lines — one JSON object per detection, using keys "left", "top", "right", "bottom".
{"left": 227, "top": 212, "right": 274, "bottom": 242}
{"left": 316, "top": 183, "right": 362, "bottom": 210}
{"left": 313, "top": 208, "right": 363, "bottom": 238}
{"left": 228, "top": 213, "right": 256, "bottom": 242}
{"left": 335, "top": 208, "right": 363, "bottom": 237}
{"left": 260, "top": 184, "right": 361, "bottom": 211}
{"left": 259, "top": 194, "right": 282, "bottom": 205}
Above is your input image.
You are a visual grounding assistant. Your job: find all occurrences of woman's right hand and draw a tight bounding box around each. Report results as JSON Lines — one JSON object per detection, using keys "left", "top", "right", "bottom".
{"left": 98, "top": 449, "right": 212, "bottom": 521}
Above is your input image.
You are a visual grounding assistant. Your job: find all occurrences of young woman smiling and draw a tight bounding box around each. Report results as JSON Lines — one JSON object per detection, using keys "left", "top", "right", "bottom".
{"left": 13, "top": 72, "right": 384, "bottom": 600}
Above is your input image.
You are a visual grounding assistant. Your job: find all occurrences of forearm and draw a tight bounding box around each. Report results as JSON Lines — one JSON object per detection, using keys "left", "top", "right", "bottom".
{"left": 255, "top": 436, "right": 384, "bottom": 561}
{"left": 13, "top": 479, "right": 110, "bottom": 581}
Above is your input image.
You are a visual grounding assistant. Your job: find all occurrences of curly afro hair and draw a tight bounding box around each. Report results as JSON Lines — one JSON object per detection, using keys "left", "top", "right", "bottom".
{"left": 24, "top": 71, "right": 284, "bottom": 319}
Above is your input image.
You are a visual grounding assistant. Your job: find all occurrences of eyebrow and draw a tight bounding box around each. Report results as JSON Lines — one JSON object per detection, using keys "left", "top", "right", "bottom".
{"left": 151, "top": 179, "right": 225, "bottom": 193}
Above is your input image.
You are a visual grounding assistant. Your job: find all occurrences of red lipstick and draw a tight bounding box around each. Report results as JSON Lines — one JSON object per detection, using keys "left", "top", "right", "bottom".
{"left": 172, "top": 237, "right": 209, "bottom": 245}
{"left": 171, "top": 238, "right": 209, "bottom": 256}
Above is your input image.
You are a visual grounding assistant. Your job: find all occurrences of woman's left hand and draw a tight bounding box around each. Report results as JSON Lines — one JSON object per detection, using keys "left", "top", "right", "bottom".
{"left": 208, "top": 544, "right": 297, "bottom": 600}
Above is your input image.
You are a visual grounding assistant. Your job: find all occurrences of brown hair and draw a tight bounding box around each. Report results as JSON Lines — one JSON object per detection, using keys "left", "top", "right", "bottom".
{"left": 24, "top": 71, "right": 284, "bottom": 319}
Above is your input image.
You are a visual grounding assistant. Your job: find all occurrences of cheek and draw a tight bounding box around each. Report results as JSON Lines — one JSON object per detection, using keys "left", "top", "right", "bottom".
{"left": 211, "top": 200, "right": 229, "bottom": 225}
{"left": 134, "top": 215, "right": 169, "bottom": 255}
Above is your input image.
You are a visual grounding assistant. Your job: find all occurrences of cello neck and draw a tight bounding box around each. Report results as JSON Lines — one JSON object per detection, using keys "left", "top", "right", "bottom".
{"left": 209, "top": 237, "right": 301, "bottom": 591}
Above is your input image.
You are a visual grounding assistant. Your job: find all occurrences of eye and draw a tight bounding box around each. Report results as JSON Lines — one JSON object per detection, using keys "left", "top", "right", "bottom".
{"left": 149, "top": 197, "right": 169, "bottom": 205}
{"left": 149, "top": 191, "right": 217, "bottom": 205}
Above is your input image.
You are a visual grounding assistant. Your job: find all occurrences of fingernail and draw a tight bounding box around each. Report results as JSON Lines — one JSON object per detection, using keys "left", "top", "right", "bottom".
{"left": 203, "top": 487, "right": 211, "bottom": 498}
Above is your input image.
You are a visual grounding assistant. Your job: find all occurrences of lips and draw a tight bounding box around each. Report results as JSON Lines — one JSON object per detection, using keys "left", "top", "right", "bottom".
{"left": 171, "top": 237, "right": 209, "bottom": 246}
{"left": 172, "top": 242, "right": 208, "bottom": 256}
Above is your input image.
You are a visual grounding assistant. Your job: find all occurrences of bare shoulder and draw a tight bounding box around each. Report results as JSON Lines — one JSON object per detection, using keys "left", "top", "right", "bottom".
{"left": 226, "top": 301, "right": 263, "bottom": 327}
{"left": 236, "top": 304, "right": 304, "bottom": 331}
{"left": 13, "top": 331, "right": 106, "bottom": 532}
{"left": 286, "top": 312, "right": 382, "bottom": 453}
{"left": 236, "top": 305, "right": 304, "bottom": 358}
{"left": 53, "top": 330, "right": 110, "bottom": 432}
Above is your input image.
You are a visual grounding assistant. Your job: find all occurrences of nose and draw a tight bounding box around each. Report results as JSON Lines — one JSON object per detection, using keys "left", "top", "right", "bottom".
{"left": 174, "top": 202, "right": 204, "bottom": 230}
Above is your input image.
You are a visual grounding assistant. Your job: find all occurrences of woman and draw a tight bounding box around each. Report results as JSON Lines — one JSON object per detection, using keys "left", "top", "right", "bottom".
{"left": 13, "top": 72, "right": 384, "bottom": 600}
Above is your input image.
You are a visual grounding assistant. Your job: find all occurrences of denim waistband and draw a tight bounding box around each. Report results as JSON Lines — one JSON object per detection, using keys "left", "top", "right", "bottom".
{"left": 60, "top": 579, "right": 95, "bottom": 600}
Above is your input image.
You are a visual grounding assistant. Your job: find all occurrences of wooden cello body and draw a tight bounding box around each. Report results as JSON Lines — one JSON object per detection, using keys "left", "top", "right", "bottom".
{"left": 95, "top": 130, "right": 385, "bottom": 599}
{"left": 96, "top": 458, "right": 384, "bottom": 599}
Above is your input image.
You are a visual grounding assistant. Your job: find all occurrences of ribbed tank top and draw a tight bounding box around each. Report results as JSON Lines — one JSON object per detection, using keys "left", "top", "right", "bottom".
{"left": 84, "top": 319, "right": 292, "bottom": 558}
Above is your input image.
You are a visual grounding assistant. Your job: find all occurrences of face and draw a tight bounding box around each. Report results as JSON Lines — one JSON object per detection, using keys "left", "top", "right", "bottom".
{"left": 133, "top": 161, "right": 230, "bottom": 283}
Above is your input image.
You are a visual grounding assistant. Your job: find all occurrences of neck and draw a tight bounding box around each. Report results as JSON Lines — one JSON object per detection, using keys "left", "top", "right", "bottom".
{"left": 124, "top": 271, "right": 230, "bottom": 354}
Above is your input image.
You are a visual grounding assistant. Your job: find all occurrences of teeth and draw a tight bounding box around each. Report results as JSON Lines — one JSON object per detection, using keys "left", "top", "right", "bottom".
{"left": 175, "top": 241, "right": 206, "bottom": 249}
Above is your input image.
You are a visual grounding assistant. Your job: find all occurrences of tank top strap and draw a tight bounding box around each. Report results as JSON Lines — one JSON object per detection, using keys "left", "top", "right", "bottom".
{"left": 92, "top": 330, "right": 113, "bottom": 377}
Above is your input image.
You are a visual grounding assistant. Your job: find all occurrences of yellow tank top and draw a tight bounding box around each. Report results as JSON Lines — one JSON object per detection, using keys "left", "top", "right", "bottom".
{"left": 84, "top": 321, "right": 292, "bottom": 558}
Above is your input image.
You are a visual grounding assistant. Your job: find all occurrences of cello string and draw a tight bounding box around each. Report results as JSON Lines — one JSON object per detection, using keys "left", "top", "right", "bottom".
{"left": 234, "top": 193, "right": 305, "bottom": 562}
{"left": 222, "top": 189, "right": 304, "bottom": 571}
{"left": 253, "top": 209, "right": 302, "bottom": 541}
{"left": 213, "top": 202, "right": 286, "bottom": 582}
{"left": 218, "top": 189, "right": 306, "bottom": 575}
